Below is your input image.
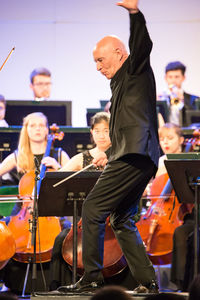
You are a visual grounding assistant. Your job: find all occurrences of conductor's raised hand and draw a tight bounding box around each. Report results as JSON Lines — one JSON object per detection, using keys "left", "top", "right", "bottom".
{"left": 92, "top": 152, "right": 108, "bottom": 168}
{"left": 116, "top": 0, "right": 139, "bottom": 13}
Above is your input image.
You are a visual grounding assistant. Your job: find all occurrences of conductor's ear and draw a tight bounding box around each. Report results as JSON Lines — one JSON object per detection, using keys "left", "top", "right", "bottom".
{"left": 180, "top": 136, "right": 184, "bottom": 145}
{"left": 115, "top": 48, "right": 123, "bottom": 60}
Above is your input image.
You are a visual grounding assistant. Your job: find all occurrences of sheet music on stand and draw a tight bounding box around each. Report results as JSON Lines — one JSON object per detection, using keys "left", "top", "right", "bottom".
{"left": 165, "top": 155, "right": 200, "bottom": 278}
{"left": 38, "top": 171, "right": 101, "bottom": 217}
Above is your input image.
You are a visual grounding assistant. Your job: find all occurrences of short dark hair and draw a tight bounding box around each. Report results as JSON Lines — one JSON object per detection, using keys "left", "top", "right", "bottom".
{"left": 165, "top": 61, "right": 186, "bottom": 75}
{"left": 90, "top": 112, "right": 110, "bottom": 129}
{"left": 30, "top": 67, "right": 51, "bottom": 84}
{"left": 0, "top": 94, "right": 6, "bottom": 106}
{"left": 90, "top": 286, "right": 133, "bottom": 300}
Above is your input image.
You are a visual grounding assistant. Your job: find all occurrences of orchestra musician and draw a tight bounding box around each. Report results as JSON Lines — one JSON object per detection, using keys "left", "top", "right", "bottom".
{"left": 158, "top": 61, "right": 199, "bottom": 127}
{"left": 0, "top": 112, "right": 69, "bottom": 178}
{"left": 136, "top": 123, "right": 185, "bottom": 272}
{"left": 0, "top": 112, "right": 70, "bottom": 293}
{"left": 156, "top": 123, "right": 184, "bottom": 178}
{"left": 49, "top": 111, "right": 111, "bottom": 290}
{"left": 29, "top": 68, "right": 52, "bottom": 101}
{"left": 156, "top": 123, "right": 194, "bottom": 292}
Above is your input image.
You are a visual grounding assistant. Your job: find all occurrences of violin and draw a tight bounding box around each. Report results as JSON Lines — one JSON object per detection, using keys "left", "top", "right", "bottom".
{"left": 62, "top": 217, "right": 127, "bottom": 278}
{"left": 7, "top": 124, "right": 63, "bottom": 263}
{"left": 184, "top": 128, "right": 200, "bottom": 153}
{"left": 137, "top": 173, "right": 182, "bottom": 265}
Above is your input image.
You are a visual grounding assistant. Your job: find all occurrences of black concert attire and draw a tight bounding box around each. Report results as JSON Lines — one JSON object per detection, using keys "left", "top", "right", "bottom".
{"left": 170, "top": 211, "right": 194, "bottom": 291}
{"left": 0, "top": 147, "right": 70, "bottom": 294}
{"left": 79, "top": 11, "right": 159, "bottom": 287}
{"left": 1, "top": 147, "right": 63, "bottom": 186}
{"left": 181, "top": 92, "right": 199, "bottom": 126}
{"left": 183, "top": 226, "right": 198, "bottom": 291}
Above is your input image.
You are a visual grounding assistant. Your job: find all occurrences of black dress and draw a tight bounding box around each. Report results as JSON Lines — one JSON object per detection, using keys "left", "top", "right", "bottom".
{"left": 170, "top": 212, "right": 194, "bottom": 291}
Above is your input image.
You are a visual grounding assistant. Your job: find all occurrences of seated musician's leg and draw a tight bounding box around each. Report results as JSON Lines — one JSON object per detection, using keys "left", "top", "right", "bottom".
{"left": 170, "top": 219, "right": 194, "bottom": 291}
{"left": 49, "top": 227, "right": 72, "bottom": 290}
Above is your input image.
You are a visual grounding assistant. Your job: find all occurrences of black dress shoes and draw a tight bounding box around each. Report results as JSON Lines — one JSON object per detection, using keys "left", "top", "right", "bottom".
{"left": 133, "top": 280, "right": 159, "bottom": 294}
{"left": 57, "top": 278, "right": 104, "bottom": 293}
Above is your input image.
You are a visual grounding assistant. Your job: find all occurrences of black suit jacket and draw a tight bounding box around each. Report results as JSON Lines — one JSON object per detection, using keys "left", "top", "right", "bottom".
{"left": 181, "top": 92, "right": 199, "bottom": 126}
{"left": 184, "top": 92, "right": 197, "bottom": 110}
{"left": 108, "top": 11, "right": 159, "bottom": 167}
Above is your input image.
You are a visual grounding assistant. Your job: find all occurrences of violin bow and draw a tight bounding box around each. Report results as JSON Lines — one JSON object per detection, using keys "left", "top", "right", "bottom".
{"left": 53, "top": 163, "right": 94, "bottom": 187}
{"left": 0, "top": 47, "right": 15, "bottom": 71}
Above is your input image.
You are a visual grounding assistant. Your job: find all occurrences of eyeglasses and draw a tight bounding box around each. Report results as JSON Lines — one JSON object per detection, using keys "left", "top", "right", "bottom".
{"left": 33, "top": 82, "right": 52, "bottom": 87}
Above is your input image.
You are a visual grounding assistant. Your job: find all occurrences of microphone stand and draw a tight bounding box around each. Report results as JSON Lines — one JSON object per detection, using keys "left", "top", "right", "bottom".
{"left": 21, "top": 160, "right": 40, "bottom": 297}
{"left": 31, "top": 158, "right": 40, "bottom": 295}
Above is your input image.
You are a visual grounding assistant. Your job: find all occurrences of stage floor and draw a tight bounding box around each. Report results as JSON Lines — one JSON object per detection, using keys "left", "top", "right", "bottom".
{"left": 30, "top": 291, "right": 189, "bottom": 300}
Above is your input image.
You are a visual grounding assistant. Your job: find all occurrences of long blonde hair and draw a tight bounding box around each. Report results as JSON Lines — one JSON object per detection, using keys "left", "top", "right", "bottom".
{"left": 17, "top": 112, "right": 48, "bottom": 173}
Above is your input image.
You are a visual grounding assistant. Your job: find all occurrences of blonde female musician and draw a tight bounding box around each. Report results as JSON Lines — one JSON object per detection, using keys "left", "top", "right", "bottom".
{"left": 156, "top": 122, "right": 184, "bottom": 177}
{"left": 0, "top": 112, "right": 69, "bottom": 178}
{"left": 0, "top": 112, "right": 69, "bottom": 294}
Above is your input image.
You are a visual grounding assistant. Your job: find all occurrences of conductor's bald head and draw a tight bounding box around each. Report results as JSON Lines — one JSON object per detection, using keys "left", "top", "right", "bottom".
{"left": 93, "top": 35, "right": 128, "bottom": 79}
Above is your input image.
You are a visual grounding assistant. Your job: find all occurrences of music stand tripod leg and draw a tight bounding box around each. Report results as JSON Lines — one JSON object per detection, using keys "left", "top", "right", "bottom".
{"left": 22, "top": 258, "right": 31, "bottom": 297}
{"left": 68, "top": 192, "right": 85, "bottom": 284}
{"left": 68, "top": 192, "right": 78, "bottom": 284}
{"left": 72, "top": 197, "right": 78, "bottom": 284}
{"left": 194, "top": 183, "right": 200, "bottom": 278}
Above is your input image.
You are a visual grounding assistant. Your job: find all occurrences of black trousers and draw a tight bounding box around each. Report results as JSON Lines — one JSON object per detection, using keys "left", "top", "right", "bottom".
{"left": 170, "top": 219, "right": 194, "bottom": 290}
{"left": 49, "top": 228, "right": 72, "bottom": 290}
{"left": 82, "top": 154, "right": 157, "bottom": 285}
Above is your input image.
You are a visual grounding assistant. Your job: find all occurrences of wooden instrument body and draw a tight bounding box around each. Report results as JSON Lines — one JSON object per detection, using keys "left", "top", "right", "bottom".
{"left": 62, "top": 218, "right": 127, "bottom": 277}
{"left": 137, "top": 173, "right": 182, "bottom": 265}
{"left": 0, "top": 221, "right": 16, "bottom": 269}
{"left": 8, "top": 171, "right": 61, "bottom": 263}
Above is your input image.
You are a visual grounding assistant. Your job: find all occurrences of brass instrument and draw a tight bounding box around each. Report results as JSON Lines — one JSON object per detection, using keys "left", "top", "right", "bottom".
{"left": 169, "top": 84, "right": 182, "bottom": 105}
{"left": 170, "top": 97, "right": 181, "bottom": 105}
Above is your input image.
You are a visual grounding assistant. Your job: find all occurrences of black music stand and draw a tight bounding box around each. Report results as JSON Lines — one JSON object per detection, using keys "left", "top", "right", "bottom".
{"left": 164, "top": 159, "right": 200, "bottom": 278}
{"left": 38, "top": 171, "right": 101, "bottom": 284}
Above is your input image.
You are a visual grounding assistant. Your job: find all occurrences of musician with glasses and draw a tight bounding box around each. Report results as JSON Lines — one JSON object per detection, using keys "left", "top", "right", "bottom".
{"left": 30, "top": 67, "right": 52, "bottom": 101}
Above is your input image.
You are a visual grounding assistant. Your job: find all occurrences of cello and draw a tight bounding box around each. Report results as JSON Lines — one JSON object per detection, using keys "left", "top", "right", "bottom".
{"left": 62, "top": 217, "right": 127, "bottom": 278}
{"left": 0, "top": 220, "right": 16, "bottom": 270}
{"left": 136, "top": 173, "right": 182, "bottom": 265}
{"left": 7, "top": 124, "right": 63, "bottom": 263}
